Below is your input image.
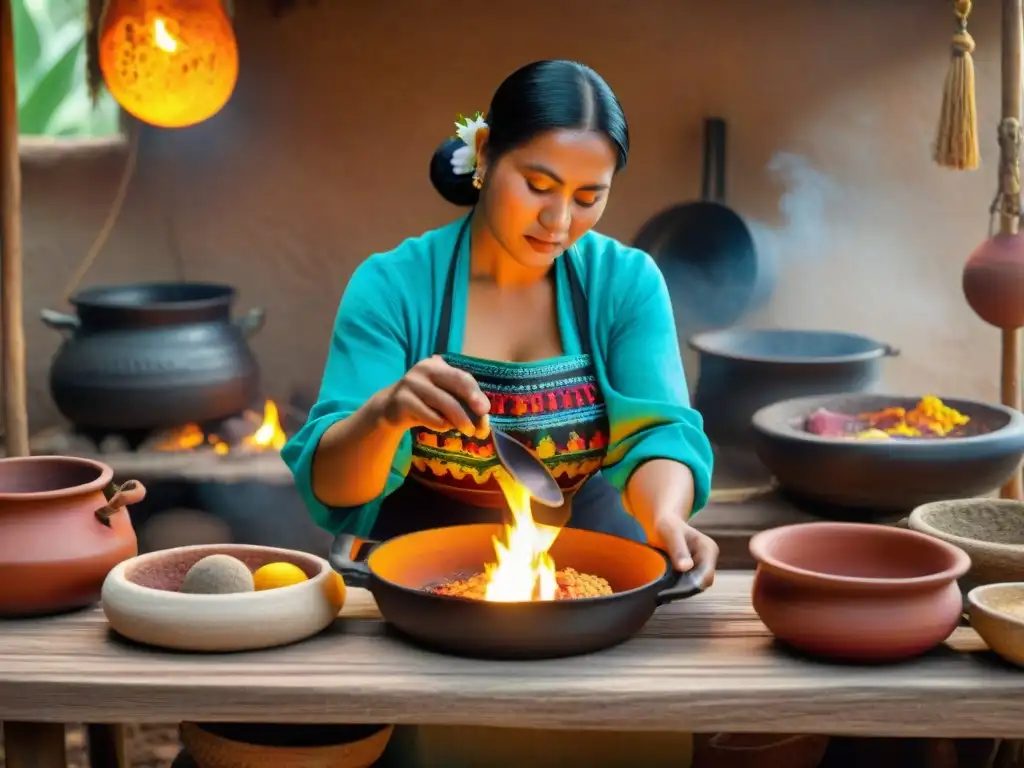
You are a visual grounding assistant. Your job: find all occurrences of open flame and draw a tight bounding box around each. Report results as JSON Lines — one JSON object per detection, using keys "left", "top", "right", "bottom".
{"left": 244, "top": 400, "right": 288, "bottom": 451}
{"left": 152, "top": 399, "right": 288, "bottom": 454}
{"left": 482, "top": 471, "right": 562, "bottom": 602}
{"left": 152, "top": 17, "right": 180, "bottom": 53}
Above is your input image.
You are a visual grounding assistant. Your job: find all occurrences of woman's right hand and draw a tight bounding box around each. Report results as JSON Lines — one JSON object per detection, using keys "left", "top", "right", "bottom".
{"left": 378, "top": 355, "right": 491, "bottom": 438}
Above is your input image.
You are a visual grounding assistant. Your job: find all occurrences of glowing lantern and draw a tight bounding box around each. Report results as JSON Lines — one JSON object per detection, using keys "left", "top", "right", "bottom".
{"left": 98, "top": 0, "right": 239, "bottom": 129}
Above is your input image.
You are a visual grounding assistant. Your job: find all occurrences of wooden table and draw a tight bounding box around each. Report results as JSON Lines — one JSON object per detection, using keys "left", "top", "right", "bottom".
{"left": 1, "top": 572, "right": 1023, "bottom": 766}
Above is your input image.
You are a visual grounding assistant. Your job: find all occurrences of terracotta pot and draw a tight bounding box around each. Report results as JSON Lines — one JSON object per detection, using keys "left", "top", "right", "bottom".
{"left": 0, "top": 456, "right": 143, "bottom": 616}
{"left": 962, "top": 233, "right": 1024, "bottom": 329}
{"left": 749, "top": 522, "right": 970, "bottom": 662}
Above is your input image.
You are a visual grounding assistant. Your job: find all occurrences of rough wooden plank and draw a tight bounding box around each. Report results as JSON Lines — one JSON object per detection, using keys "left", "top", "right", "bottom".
{"left": 0, "top": 574, "right": 1020, "bottom": 736}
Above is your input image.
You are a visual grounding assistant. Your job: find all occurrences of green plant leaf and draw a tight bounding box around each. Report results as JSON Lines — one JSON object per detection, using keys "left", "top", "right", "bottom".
{"left": 11, "top": 0, "right": 43, "bottom": 90}
{"left": 15, "top": 0, "right": 122, "bottom": 139}
{"left": 17, "top": 35, "right": 84, "bottom": 135}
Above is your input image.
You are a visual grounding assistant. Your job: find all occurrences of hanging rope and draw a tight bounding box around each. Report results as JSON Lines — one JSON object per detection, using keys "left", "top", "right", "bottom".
{"left": 60, "top": 121, "right": 139, "bottom": 305}
{"left": 935, "top": 0, "right": 980, "bottom": 170}
{"left": 989, "top": 117, "right": 1024, "bottom": 231}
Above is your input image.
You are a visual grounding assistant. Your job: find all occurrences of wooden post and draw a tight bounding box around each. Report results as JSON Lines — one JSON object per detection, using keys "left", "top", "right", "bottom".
{"left": 0, "top": 0, "right": 29, "bottom": 458}
{"left": 3, "top": 722, "right": 67, "bottom": 768}
{"left": 1000, "top": 0, "right": 1024, "bottom": 500}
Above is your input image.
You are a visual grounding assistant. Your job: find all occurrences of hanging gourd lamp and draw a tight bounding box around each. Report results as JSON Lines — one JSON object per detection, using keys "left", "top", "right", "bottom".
{"left": 962, "top": 120, "right": 1024, "bottom": 330}
{"left": 98, "top": 0, "right": 239, "bottom": 129}
{"left": 963, "top": 230, "right": 1024, "bottom": 328}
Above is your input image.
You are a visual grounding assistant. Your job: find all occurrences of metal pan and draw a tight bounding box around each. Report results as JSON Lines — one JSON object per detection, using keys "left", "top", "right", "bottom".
{"left": 330, "top": 524, "right": 709, "bottom": 659}
{"left": 456, "top": 399, "right": 565, "bottom": 514}
{"left": 634, "top": 118, "right": 761, "bottom": 329}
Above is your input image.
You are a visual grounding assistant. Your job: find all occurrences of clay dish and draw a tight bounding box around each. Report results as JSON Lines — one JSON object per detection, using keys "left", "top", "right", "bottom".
{"left": 967, "top": 582, "right": 1024, "bottom": 667}
{"left": 101, "top": 544, "right": 345, "bottom": 652}
{"left": 909, "top": 499, "right": 1024, "bottom": 591}
{"left": 752, "top": 393, "right": 1024, "bottom": 513}
{"left": 180, "top": 722, "right": 393, "bottom": 768}
{"left": 750, "top": 522, "right": 970, "bottom": 662}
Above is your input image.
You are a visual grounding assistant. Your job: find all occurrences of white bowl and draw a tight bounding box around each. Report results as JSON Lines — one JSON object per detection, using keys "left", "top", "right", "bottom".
{"left": 101, "top": 544, "right": 345, "bottom": 652}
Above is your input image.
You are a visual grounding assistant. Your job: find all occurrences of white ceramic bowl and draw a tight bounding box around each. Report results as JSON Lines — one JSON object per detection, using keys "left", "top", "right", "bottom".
{"left": 101, "top": 544, "right": 345, "bottom": 652}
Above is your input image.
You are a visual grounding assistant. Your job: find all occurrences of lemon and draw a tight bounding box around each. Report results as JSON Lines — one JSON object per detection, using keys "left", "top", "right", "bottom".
{"left": 252, "top": 562, "right": 309, "bottom": 591}
{"left": 324, "top": 571, "right": 347, "bottom": 610}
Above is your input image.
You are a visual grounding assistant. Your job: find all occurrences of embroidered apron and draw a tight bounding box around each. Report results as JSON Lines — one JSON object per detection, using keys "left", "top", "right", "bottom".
{"left": 370, "top": 217, "right": 644, "bottom": 543}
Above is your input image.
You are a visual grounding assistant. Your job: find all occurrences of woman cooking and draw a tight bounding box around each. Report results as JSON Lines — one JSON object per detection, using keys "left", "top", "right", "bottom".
{"left": 284, "top": 58, "right": 717, "bottom": 581}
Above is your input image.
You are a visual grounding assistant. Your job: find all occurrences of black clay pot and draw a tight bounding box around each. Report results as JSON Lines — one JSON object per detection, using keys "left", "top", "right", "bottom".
{"left": 689, "top": 328, "right": 899, "bottom": 450}
{"left": 42, "top": 283, "right": 265, "bottom": 433}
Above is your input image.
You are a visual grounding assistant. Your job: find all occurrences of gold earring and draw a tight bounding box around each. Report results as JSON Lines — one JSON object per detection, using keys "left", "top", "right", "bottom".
{"left": 472, "top": 173, "right": 483, "bottom": 190}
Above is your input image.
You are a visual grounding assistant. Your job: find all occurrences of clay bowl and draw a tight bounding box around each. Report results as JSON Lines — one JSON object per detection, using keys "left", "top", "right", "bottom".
{"left": 752, "top": 393, "right": 1024, "bottom": 514}
{"left": 967, "top": 582, "right": 1024, "bottom": 667}
{"left": 101, "top": 544, "right": 346, "bottom": 652}
{"left": 694, "top": 733, "right": 829, "bottom": 768}
{"left": 750, "top": 522, "right": 971, "bottom": 662}
{"left": 909, "top": 499, "right": 1024, "bottom": 592}
{"left": 180, "top": 722, "right": 393, "bottom": 768}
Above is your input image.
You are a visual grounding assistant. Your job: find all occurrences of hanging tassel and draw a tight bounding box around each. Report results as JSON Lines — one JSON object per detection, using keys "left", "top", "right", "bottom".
{"left": 935, "top": 0, "right": 980, "bottom": 170}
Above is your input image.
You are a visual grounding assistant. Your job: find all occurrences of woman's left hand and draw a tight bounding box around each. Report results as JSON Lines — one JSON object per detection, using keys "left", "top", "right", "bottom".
{"left": 653, "top": 514, "right": 719, "bottom": 589}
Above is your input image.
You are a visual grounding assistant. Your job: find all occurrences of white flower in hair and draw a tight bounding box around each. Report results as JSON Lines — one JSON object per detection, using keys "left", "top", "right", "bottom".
{"left": 451, "top": 144, "right": 475, "bottom": 175}
{"left": 450, "top": 112, "right": 487, "bottom": 176}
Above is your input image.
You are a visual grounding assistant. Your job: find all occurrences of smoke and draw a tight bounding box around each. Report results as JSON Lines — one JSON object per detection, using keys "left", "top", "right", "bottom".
{"left": 661, "top": 150, "right": 842, "bottom": 335}
{"left": 744, "top": 152, "right": 843, "bottom": 309}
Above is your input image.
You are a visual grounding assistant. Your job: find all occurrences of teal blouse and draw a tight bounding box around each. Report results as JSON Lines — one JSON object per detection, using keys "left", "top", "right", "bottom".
{"left": 282, "top": 216, "right": 714, "bottom": 537}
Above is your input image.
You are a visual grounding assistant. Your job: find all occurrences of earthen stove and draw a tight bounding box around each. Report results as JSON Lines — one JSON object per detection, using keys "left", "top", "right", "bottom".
{"left": 28, "top": 392, "right": 331, "bottom": 556}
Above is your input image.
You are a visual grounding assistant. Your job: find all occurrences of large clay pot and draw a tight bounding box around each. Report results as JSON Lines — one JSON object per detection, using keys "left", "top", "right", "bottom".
{"left": 749, "top": 522, "right": 970, "bottom": 662}
{"left": 0, "top": 456, "right": 143, "bottom": 616}
{"left": 42, "top": 282, "right": 265, "bottom": 433}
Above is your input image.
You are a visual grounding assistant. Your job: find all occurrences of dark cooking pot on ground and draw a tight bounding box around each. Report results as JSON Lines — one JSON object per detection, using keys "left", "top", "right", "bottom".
{"left": 689, "top": 328, "right": 899, "bottom": 450}
{"left": 330, "top": 524, "right": 709, "bottom": 660}
{"left": 42, "top": 283, "right": 265, "bottom": 433}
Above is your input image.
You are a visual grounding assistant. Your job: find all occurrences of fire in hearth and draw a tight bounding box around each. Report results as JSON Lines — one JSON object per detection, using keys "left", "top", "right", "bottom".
{"left": 151, "top": 399, "right": 288, "bottom": 454}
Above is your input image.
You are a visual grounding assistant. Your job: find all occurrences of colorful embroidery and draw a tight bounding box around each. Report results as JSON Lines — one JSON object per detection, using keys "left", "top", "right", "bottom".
{"left": 409, "top": 352, "right": 609, "bottom": 505}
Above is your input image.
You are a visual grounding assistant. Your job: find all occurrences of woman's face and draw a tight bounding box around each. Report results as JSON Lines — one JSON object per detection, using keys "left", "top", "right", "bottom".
{"left": 478, "top": 129, "right": 618, "bottom": 269}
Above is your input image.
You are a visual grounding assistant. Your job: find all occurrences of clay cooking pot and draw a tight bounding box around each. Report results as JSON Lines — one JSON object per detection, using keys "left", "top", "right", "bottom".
{"left": 749, "top": 522, "right": 970, "bottom": 662}
{"left": 0, "top": 456, "right": 143, "bottom": 616}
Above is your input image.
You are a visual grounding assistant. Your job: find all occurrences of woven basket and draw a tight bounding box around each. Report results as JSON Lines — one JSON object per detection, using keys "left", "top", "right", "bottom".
{"left": 180, "top": 722, "right": 393, "bottom": 768}
{"left": 694, "top": 733, "right": 829, "bottom": 768}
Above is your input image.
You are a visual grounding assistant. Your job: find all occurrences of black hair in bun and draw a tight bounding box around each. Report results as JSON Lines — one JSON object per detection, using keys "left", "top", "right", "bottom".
{"left": 429, "top": 60, "right": 630, "bottom": 208}
{"left": 430, "top": 138, "right": 479, "bottom": 207}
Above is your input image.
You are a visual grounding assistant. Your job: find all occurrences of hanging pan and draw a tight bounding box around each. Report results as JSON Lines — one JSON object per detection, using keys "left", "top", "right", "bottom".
{"left": 635, "top": 117, "right": 764, "bottom": 329}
